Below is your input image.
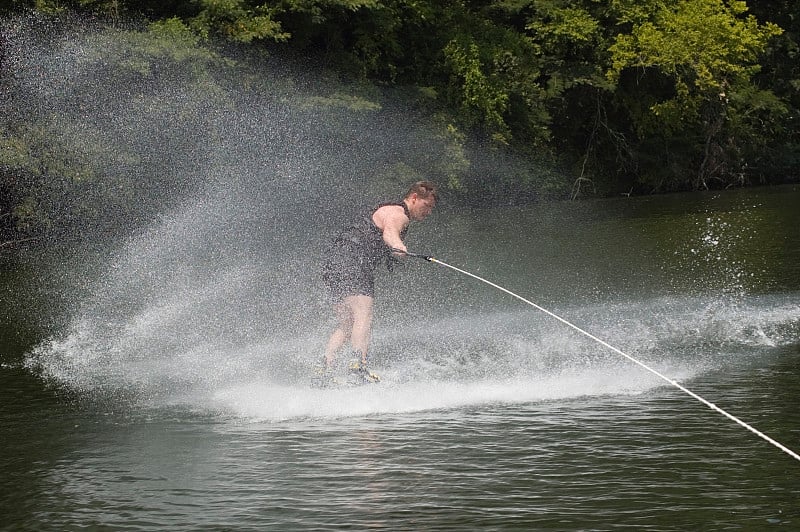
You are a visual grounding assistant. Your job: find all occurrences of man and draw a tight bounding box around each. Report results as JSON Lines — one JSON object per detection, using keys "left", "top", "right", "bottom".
{"left": 321, "top": 181, "right": 438, "bottom": 379}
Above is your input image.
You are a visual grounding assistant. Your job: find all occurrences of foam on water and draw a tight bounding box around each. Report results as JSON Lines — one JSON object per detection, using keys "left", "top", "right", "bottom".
{"left": 207, "top": 293, "right": 798, "bottom": 421}
{"left": 213, "top": 372, "right": 662, "bottom": 422}
{"left": 26, "top": 287, "right": 800, "bottom": 421}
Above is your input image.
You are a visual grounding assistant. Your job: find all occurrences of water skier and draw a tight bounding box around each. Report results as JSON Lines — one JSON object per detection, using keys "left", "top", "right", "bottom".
{"left": 321, "top": 181, "right": 438, "bottom": 380}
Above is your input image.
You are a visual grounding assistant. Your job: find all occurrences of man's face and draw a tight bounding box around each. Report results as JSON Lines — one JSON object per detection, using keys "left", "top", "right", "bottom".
{"left": 409, "top": 194, "right": 436, "bottom": 221}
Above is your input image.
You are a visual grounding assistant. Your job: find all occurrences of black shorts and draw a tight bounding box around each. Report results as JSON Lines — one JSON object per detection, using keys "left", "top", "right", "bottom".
{"left": 322, "top": 244, "right": 376, "bottom": 301}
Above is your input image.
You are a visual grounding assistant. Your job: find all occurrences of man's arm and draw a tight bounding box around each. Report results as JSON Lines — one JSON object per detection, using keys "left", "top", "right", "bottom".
{"left": 373, "top": 205, "right": 409, "bottom": 253}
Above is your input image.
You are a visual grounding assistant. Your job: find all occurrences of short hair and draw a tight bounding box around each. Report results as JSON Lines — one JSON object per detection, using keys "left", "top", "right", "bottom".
{"left": 405, "top": 181, "right": 438, "bottom": 202}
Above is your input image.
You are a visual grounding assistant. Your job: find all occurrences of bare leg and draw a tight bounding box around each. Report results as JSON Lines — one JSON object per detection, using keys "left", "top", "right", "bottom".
{"left": 323, "top": 302, "right": 353, "bottom": 366}
{"left": 347, "top": 295, "right": 373, "bottom": 365}
{"left": 323, "top": 295, "right": 374, "bottom": 367}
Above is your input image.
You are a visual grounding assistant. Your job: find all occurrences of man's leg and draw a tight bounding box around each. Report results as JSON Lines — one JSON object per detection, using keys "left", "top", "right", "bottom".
{"left": 346, "top": 294, "right": 373, "bottom": 365}
{"left": 323, "top": 302, "right": 353, "bottom": 366}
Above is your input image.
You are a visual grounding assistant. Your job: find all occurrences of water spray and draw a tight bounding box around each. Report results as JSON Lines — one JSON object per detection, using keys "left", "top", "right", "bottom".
{"left": 399, "top": 249, "right": 800, "bottom": 464}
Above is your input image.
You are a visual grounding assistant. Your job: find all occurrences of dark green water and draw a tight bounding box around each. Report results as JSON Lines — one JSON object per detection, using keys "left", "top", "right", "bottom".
{"left": 2, "top": 185, "right": 799, "bottom": 530}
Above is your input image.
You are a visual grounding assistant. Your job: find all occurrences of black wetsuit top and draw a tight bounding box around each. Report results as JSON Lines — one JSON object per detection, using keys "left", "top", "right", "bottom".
{"left": 322, "top": 201, "right": 410, "bottom": 299}
{"left": 335, "top": 201, "right": 410, "bottom": 268}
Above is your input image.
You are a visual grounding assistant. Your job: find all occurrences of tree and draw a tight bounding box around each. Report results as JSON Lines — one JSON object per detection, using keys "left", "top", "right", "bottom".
{"left": 748, "top": 0, "right": 800, "bottom": 181}
{"left": 607, "top": 0, "right": 783, "bottom": 189}
{"left": 2, "top": 0, "right": 797, "bottom": 203}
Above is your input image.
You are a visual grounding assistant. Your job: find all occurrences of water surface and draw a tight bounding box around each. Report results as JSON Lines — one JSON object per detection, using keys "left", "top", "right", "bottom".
{"left": 2, "top": 185, "right": 799, "bottom": 530}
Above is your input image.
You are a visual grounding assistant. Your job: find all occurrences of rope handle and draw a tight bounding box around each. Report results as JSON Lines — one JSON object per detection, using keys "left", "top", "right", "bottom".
{"left": 390, "top": 248, "right": 433, "bottom": 261}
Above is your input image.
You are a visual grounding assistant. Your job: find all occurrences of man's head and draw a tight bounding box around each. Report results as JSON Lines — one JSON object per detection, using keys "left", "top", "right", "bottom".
{"left": 404, "top": 181, "right": 438, "bottom": 221}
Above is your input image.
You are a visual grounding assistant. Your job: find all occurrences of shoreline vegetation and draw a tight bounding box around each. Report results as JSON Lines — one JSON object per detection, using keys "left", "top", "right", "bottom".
{"left": 1, "top": 1, "right": 798, "bottom": 249}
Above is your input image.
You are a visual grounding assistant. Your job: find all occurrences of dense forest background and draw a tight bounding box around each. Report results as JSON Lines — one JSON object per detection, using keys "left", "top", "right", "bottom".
{"left": 1, "top": 0, "right": 798, "bottom": 247}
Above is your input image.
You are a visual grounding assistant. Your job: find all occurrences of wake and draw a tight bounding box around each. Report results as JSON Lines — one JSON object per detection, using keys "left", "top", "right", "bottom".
{"left": 27, "top": 293, "right": 798, "bottom": 427}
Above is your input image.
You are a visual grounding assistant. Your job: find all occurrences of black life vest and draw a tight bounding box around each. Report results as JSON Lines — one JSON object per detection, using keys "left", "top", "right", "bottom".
{"left": 334, "top": 201, "right": 410, "bottom": 270}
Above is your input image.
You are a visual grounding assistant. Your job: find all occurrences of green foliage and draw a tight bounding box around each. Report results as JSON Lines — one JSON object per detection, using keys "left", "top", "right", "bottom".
{"left": 526, "top": 3, "right": 600, "bottom": 49}
{"left": 25, "top": 0, "right": 123, "bottom": 17}
{"left": 606, "top": 0, "right": 785, "bottom": 189}
{"left": 298, "top": 92, "right": 382, "bottom": 111}
{"left": 0, "top": 16, "right": 237, "bottom": 241}
{"left": 431, "top": 120, "right": 470, "bottom": 191}
{"left": 372, "top": 114, "right": 469, "bottom": 193}
{"left": 32, "top": 0, "right": 67, "bottom": 14}
{"left": 608, "top": 0, "right": 782, "bottom": 118}
{"left": 0, "top": 131, "right": 29, "bottom": 169}
{"left": 444, "top": 38, "right": 511, "bottom": 143}
{"left": 76, "top": 0, "right": 124, "bottom": 19}
{"left": 747, "top": 0, "right": 800, "bottom": 180}
{"left": 3, "top": 0, "right": 799, "bottom": 212}
{"left": 190, "top": 0, "right": 289, "bottom": 43}
{"left": 149, "top": 16, "right": 202, "bottom": 47}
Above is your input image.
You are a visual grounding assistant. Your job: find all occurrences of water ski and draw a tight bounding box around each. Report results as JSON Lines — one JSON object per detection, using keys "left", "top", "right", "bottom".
{"left": 311, "top": 360, "right": 381, "bottom": 388}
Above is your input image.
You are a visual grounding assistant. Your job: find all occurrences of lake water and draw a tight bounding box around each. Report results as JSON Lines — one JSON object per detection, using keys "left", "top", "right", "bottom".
{"left": 2, "top": 185, "right": 799, "bottom": 530}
